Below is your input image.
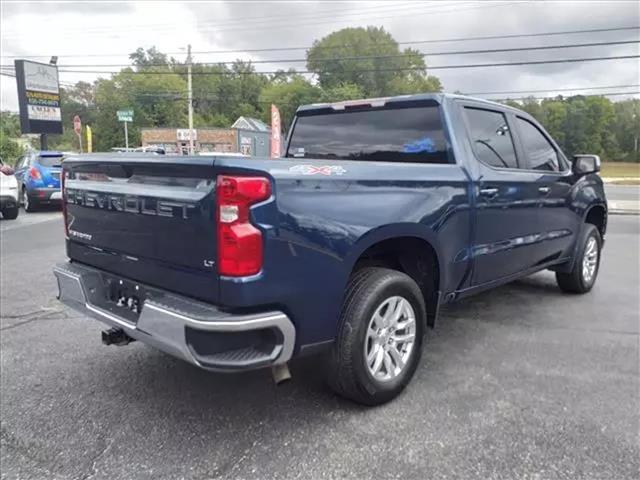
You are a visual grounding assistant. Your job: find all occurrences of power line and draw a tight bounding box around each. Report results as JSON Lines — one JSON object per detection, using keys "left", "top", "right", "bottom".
{"left": 2, "top": 25, "right": 637, "bottom": 59}
{"left": 467, "top": 84, "right": 640, "bottom": 95}
{"left": 486, "top": 91, "right": 640, "bottom": 101}
{"left": 2, "top": 1, "right": 517, "bottom": 40}
{"left": 50, "top": 54, "right": 640, "bottom": 75}
{"left": 5, "top": 39, "right": 636, "bottom": 69}
{"left": 0, "top": 2, "right": 460, "bottom": 38}
{"left": 130, "top": 84, "right": 640, "bottom": 99}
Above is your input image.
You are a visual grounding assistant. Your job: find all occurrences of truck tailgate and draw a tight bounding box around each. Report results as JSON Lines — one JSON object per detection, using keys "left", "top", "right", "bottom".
{"left": 63, "top": 154, "right": 220, "bottom": 302}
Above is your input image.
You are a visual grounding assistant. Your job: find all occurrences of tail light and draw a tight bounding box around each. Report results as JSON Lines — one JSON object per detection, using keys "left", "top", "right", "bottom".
{"left": 29, "top": 167, "right": 41, "bottom": 180}
{"left": 61, "top": 170, "right": 69, "bottom": 239}
{"left": 216, "top": 175, "right": 271, "bottom": 276}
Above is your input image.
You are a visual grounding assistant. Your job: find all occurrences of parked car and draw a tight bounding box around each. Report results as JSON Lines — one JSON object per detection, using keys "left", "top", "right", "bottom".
{"left": 53, "top": 94, "right": 607, "bottom": 405}
{"left": 14, "top": 151, "right": 64, "bottom": 212}
{"left": 0, "top": 158, "right": 19, "bottom": 220}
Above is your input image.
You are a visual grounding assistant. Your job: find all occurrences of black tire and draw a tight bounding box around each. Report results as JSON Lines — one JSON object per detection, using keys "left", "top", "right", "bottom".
{"left": 2, "top": 206, "right": 19, "bottom": 220}
{"left": 556, "top": 224, "right": 602, "bottom": 294}
{"left": 22, "top": 187, "right": 37, "bottom": 212}
{"left": 328, "top": 267, "right": 426, "bottom": 406}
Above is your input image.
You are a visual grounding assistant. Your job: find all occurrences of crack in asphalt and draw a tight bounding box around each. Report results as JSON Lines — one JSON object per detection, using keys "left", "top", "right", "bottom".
{"left": 0, "top": 310, "right": 67, "bottom": 331}
{"left": 77, "top": 437, "right": 116, "bottom": 480}
{"left": 1, "top": 307, "right": 62, "bottom": 319}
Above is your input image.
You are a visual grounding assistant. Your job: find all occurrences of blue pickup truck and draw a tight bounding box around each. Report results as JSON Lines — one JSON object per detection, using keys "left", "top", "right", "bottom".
{"left": 54, "top": 94, "right": 607, "bottom": 405}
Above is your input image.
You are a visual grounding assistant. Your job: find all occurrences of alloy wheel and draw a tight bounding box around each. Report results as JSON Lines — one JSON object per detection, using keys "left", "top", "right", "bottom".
{"left": 364, "top": 296, "right": 416, "bottom": 382}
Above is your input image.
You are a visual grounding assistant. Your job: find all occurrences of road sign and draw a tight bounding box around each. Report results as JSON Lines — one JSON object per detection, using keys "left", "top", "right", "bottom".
{"left": 117, "top": 109, "right": 133, "bottom": 122}
{"left": 73, "top": 115, "right": 81, "bottom": 134}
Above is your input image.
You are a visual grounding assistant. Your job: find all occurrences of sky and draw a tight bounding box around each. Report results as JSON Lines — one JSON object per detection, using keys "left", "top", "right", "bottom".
{"left": 1, "top": 0, "right": 639, "bottom": 113}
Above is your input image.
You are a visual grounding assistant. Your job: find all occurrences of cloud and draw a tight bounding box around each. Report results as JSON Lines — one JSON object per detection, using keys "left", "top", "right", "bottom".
{"left": 1, "top": 0, "right": 639, "bottom": 112}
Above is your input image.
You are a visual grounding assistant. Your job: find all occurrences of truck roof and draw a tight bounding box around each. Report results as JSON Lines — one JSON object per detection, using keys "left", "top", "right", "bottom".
{"left": 297, "top": 92, "right": 518, "bottom": 114}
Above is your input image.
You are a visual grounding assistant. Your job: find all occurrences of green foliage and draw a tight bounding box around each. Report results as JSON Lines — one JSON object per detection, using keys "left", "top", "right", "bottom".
{"left": 259, "top": 75, "right": 321, "bottom": 129}
{"left": 504, "top": 96, "right": 637, "bottom": 161}
{"left": 0, "top": 111, "right": 24, "bottom": 165}
{"left": 319, "top": 82, "right": 364, "bottom": 102}
{"left": 613, "top": 99, "right": 640, "bottom": 161}
{"left": 306, "top": 27, "right": 436, "bottom": 97}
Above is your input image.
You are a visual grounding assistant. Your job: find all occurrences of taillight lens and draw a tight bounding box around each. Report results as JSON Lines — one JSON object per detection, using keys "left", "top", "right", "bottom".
{"left": 216, "top": 175, "right": 271, "bottom": 276}
{"left": 61, "top": 170, "right": 69, "bottom": 239}
{"left": 29, "top": 167, "right": 41, "bottom": 180}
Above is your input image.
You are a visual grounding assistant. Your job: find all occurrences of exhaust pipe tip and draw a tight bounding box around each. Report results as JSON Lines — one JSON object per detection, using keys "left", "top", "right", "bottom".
{"left": 271, "top": 362, "right": 291, "bottom": 385}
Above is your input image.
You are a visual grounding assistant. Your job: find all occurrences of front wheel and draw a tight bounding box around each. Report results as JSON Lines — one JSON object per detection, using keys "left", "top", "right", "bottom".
{"left": 327, "top": 267, "right": 426, "bottom": 405}
{"left": 2, "top": 206, "right": 19, "bottom": 220}
{"left": 556, "top": 224, "right": 602, "bottom": 293}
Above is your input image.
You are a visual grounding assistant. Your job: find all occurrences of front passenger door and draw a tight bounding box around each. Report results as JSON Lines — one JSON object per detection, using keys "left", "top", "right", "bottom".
{"left": 513, "top": 116, "right": 577, "bottom": 263}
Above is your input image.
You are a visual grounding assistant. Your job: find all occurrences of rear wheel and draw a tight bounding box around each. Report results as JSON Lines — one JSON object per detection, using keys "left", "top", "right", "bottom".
{"left": 22, "top": 187, "right": 37, "bottom": 212}
{"left": 2, "top": 206, "right": 19, "bottom": 220}
{"left": 327, "top": 267, "right": 425, "bottom": 405}
{"left": 556, "top": 224, "right": 602, "bottom": 293}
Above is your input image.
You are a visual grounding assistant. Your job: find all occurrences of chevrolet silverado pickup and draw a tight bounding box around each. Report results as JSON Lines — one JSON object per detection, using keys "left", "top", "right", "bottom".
{"left": 54, "top": 93, "right": 607, "bottom": 405}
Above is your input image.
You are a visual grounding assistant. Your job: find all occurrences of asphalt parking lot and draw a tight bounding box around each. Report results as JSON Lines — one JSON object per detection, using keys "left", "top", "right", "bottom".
{"left": 1, "top": 209, "right": 639, "bottom": 480}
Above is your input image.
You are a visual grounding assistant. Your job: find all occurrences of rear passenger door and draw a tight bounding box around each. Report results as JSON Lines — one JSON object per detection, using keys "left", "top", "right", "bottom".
{"left": 512, "top": 116, "right": 577, "bottom": 263}
{"left": 461, "top": 105, "right": 546, "bottom": 286}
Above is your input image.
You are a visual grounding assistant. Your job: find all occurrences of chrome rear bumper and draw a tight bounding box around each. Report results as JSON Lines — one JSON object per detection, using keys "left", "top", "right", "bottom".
{"left": 53, "top": 262, "right": 295, "bottom": 371}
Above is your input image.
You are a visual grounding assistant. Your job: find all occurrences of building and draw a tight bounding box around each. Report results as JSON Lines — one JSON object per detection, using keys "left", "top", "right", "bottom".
{"left": 231, "top": 116, "right": 269, "bottom": 132}
{"left": 140, "top": 117, "right": 273, "bottom": 156}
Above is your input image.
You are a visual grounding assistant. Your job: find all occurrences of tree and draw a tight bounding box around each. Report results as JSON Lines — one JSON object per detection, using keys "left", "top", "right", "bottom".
{"left": 319, "top": 82, "right": 364, "bottom": 102}
{"left": 306, "top": 27, "right": 438, "bottom": 97}
{"left": 191, "top": 61, "right": 268, "bottom": 126}
{"left": 259, "top": 75, "right": 321, "bottom": 129}
{"left": 0, "top": 111, "right": 23, "bottom": 165}
{"left": 612, "top": 99, "right": 640, "bottom": 161}
{"left": 129, "top": 47, "right": 175, "bottom": 68}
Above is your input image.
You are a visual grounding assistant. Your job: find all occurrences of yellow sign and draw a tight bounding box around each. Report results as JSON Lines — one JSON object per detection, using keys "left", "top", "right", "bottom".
{"left": 86, "top": 125, "right": 93, "bottom": 153}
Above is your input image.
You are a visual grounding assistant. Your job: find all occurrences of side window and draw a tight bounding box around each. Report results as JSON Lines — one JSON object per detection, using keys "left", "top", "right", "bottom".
{"left": 463, "top": 107, "right": 518, "bottom": 169}
{"left": 516, "top": 117, "right": 559, "bottom": 172}
{"left": 17, "top": 156, "right": 27, "bottom": 169}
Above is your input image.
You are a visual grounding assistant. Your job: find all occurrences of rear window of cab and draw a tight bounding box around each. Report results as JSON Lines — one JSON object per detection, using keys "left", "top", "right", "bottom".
{"left": 286, "top": 101, "right": 451, "bottom": 164}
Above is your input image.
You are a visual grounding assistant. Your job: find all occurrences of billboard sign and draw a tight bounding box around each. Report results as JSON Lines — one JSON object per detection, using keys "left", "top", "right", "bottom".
{"left": 14, "top": 60, "right": 63, "bottom": 134}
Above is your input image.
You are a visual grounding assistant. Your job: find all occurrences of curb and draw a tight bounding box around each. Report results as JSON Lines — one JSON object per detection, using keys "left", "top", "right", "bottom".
{"left": 609, "top": 210, "right": 640, "bottom": 216}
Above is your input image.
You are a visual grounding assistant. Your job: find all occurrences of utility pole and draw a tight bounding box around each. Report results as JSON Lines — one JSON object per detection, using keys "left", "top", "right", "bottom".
{"left": 187, "top": 44, "right": 194, "bottom": 155}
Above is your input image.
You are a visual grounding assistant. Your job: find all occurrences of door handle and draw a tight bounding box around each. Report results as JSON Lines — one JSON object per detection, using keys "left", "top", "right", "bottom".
{"left": 479, "top": 187, "right": 499, "bottom": 196}
{"left": 538, "top": 186, "right": 550, "bottom": 194}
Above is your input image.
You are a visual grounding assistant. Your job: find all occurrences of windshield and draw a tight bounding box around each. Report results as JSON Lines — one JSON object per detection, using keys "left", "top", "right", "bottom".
{"left": 286, "top": 102, "right": 450, "bottom": 164}
{"left": 36, "top": 155, "right": 63, "bottom": 167}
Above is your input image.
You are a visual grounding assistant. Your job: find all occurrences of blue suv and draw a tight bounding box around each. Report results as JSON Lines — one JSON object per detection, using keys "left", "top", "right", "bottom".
{"left": 14, "top": 151, "right": 64, "bottom": 212}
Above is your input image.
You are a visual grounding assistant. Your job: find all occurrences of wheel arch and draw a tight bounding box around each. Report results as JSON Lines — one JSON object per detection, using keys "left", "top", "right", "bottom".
{"left": 583, "top": 202, "right": 607, "bottom": 239}
{"left": 345, "top": 224, "right": 443, "bottom": 327}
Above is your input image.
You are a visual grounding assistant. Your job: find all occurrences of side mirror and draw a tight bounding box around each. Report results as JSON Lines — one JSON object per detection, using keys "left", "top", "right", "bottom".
{"left": 572, "top": 154, "right": 600, "bottom": 176}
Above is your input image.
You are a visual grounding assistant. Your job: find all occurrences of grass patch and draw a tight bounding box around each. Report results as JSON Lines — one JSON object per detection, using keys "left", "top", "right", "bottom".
{"left": 600, "top": 162, "right": 640, "bottom": 178}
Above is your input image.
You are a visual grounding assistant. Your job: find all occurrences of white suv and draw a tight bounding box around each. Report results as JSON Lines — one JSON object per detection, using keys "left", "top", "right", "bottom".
{"left": 0, "top": 158, "right": 20, "bottom": 220}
